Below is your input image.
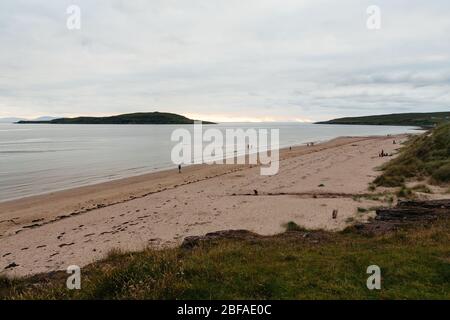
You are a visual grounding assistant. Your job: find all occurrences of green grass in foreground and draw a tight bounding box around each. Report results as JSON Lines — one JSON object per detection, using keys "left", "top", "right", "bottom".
{"left": 375, "top": 122, "right": 450, "bottom": 187}
{"left": 1, "top": 219, "right": 449, "bottom": 300}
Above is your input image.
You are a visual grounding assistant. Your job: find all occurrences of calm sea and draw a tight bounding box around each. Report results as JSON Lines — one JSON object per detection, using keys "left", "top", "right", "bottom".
{"left": 0, "top": 123, "right": 419, "bottom": 202}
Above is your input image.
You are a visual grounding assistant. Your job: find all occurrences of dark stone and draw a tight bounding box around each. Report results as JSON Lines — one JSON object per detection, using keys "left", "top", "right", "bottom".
{"left": 5, "top": 262, "right": 19, "bottom": 270}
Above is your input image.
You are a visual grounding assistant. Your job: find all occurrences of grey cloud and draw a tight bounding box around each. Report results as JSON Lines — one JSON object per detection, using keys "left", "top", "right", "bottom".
{"left": 0, "top": 0, "right": 449, "bottom": 121}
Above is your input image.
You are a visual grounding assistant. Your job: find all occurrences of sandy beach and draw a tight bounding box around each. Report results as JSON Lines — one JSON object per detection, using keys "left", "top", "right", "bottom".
{"left": 0, "top": 134, "right": 408, "bottom": 277}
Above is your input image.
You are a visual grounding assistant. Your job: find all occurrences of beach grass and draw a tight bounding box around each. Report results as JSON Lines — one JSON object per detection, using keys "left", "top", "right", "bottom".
{"left": 283, "top": 221, "right": 307, "bottom": 232}
{"left": 1, "top": 218, "right": 449, "bottom": 300}
{"left": 375, "top": 122, "right": 450, "bottom": 187}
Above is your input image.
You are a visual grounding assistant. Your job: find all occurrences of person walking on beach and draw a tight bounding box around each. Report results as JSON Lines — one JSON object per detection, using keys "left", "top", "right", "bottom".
{"left": 178, "top": 164, "right": 182, "bottom": 173}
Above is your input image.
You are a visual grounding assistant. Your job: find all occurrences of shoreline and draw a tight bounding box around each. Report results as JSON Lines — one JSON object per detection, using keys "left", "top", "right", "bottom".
{"left": 0, "top": 134, "right": 411, "bottom": 276}
{"left": 0, "top": 135, "right": 392, "bottom": 235}
{"left": 0, "top": 131, "right": 345, "bottom": 205}
{"left": 0, "top": 122, "right": 420, "bottom": 203}
{"left": 0, "top": 138, "right": 329, "bottom": 205}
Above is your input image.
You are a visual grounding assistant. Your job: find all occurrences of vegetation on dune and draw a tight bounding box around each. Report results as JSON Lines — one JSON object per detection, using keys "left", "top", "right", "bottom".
{"left": 317, "top": 112, "right": 450, "bottom": 127}
{"left": 1, "top": 218, "right": 449, "bottom": 300}
{"left": 375, "top": 122, "right": 450, "bottom": 187}
{"left": 16, "top": 112, "right": 216, "bottom": 125}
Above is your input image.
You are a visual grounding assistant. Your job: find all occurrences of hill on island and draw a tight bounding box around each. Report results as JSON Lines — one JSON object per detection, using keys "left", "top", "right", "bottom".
{"left": 317, "top": 112, "right": 450, "bottom": 128}
{"left": 17, "top": 112, "right": 216, "bottom": 125}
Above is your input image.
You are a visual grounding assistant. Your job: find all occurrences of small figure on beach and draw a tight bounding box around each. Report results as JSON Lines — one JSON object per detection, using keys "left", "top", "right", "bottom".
{"left": 332, "top": 209, "right": 338, "bottom": 219}
{"left": 178, "top": 164, "right": 182, "bottom": 173}
{"left": 393, "top": 140, "right": 396, "bottom": 144}
{"left": 379, "top": 149, "right": 388, "bottom": 157}
{"left": 289, "top": 146, "right": 292, "bottom": 151}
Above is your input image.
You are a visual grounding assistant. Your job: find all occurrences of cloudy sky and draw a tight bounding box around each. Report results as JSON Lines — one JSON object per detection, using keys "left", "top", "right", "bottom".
{"left": 0, "top": 0, "right": 449, "bottom": 122}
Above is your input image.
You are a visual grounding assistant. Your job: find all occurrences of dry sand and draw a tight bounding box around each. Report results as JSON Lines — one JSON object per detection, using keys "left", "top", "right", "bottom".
{"left": 0, "top": 135, "right": 408, "bottom": 277}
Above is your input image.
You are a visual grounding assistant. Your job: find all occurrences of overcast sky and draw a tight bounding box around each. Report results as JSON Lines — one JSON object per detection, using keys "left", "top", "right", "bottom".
{"left": 0, "top": 0, "right": 449, "bottom": 122}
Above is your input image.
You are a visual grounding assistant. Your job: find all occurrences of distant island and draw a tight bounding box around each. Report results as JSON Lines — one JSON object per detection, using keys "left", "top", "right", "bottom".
{"left": 316, "top": 112, "right": 450, "bottom": 128}
{"left": 17, "top": 112, "right": 216, "bottom": 125}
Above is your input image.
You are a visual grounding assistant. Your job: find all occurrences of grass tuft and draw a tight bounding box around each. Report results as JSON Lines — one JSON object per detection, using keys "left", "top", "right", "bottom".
{"left": 396, "top": 186, "right": 415, "bottom": 199}
{"left": 283, "top": 221, "right": 306, "bottom": 232}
